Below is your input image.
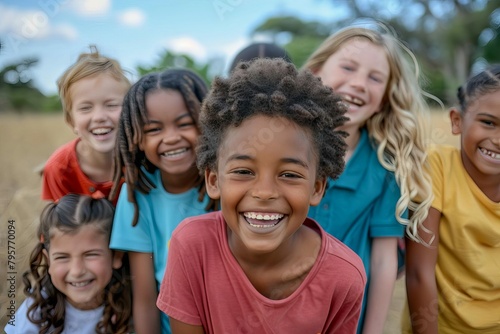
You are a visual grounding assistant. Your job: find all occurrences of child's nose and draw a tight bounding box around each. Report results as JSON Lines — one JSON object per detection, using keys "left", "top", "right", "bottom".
{"left": 349, "top": 72, "right": 368, "bottom": 92}
{"left": 92, "top": 106, "right": 108, "bottom": 121}
{"left": 162, "top": 131, "right": 181, "bottom": 144}
{"left": 69, "top": 258, "right": 87, "bottom": 277}
{"left": 251, "top": 175, "right": 278, "bottom": 200}
{"left": 492, "top": 132, "right": 500, "bottom": 147}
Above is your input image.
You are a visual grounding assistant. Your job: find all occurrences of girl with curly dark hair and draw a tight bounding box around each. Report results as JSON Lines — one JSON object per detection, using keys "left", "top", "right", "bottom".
{"left": 109, "top": 69, "right": 217, "bottom": 334}
{"left": 5, "top": 194, "right": 131, "bottom": 334}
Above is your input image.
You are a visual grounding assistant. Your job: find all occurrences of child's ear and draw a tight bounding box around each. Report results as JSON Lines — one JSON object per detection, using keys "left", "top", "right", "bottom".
{"left": 205, "top": 168, "right": 221, "bottom": 200}
{"left": 112, "top": 251, "right": 123, "bottom": 270}
{"left": 449, "top": 108, "right": 462, "bottom": 135}
{"left": 310, "top": 177, "right": 327, "bottom": 206}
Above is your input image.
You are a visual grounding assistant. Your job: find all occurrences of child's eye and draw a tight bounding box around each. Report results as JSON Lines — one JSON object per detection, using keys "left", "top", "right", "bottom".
{"left": 77, "top": 106, "right": 92, "bottom": 112}
{"left": 480, "top": 119, "right": 495, "bottom": 127}
{"left": 342, "top": 65, "right": 354, "bottom": 72}
{"left": 370, "top": 75, "right": 383, "bottom": 83}
{"left": 232, "top": 169, "right": 253, "bottom": 176}
{"left": 144, "top": 126, "right": 160, "bottom": 134}
{"left": 179, "top": 122, "right": 195, "bottom": 128}
{"left": 106, "top": 104, "right": 120, "bottom": 109}
{"left": 281, "top": 172, "right": 301, "bottom": 179}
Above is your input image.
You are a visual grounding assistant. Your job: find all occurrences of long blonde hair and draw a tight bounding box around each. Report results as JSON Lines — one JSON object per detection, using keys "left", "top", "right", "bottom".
{"left": 304, "top": 25, "right": 434, "bottom": 242}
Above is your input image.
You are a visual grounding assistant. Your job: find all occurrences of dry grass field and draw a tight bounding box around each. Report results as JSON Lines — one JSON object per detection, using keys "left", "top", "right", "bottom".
{"left": 0, "top": 111, "right": 459, "bottom": 331}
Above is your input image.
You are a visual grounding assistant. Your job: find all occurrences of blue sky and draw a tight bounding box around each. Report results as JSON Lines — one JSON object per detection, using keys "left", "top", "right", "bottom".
{"left": 0, "top": 0, "right": 347, "bottom": 95}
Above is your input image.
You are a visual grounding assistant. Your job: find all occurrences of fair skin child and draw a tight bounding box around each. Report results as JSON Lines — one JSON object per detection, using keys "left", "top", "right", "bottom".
{"left": 131, "top": 89, "right": 200, "bottom": 334}
{"left": 406, "top": 90, "right": 500, "bottom": 334}
{"left": 314, "top": 37, "right": 397, "bottom": 334}
{"left": 44, "top": 224, "right": 122, "bottom": 310}
{"left": 69, "top": 72, "right": 128, "bottom": 183}
{"left": 169, "top": 115, "right": 327, "bottom": 333}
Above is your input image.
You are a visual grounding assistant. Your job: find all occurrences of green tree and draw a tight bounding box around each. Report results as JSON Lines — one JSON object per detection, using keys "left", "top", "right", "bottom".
{"left": 0, "top": 58, "right": 50, "bottom": 113}
{"left": 251, "top": 16, "right": 335, "bottom": 67}
{"left": 136, "top": 50, "right": 224, "bottom": 86}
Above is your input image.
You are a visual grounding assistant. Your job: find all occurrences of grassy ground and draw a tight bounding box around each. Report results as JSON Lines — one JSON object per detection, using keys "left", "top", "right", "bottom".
{"left": 0, "top": 113, "right": 74, "bottom": 329}
{"left": 0, "top": 111, "right": 458, "bottom": 331}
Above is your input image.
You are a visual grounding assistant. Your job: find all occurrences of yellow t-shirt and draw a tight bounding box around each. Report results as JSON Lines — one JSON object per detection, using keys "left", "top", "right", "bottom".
{"left": 425, "top": 145, "right": 500, "bottom": 333}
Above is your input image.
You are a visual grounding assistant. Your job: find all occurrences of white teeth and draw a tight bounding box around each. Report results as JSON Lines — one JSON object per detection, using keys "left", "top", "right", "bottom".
{"left": 342, "top": 94, "right": 364, "bottom": 106}
{"left": 70, "top": 280, "right": 91, "bottom": 287}
{"left": 91, "top": 128, "right": 111, "bottom": 135}
{"left": 480, "top": 148, "right": 500, "bottom": 159}
{"left": 248, "top": 221, "right": 278, "bottom": 228}
{"left": 162, "top": 148, "right": 187, "bottom": 157}
{"left": 243, "top": 212, "right": 284, "bottom": 220}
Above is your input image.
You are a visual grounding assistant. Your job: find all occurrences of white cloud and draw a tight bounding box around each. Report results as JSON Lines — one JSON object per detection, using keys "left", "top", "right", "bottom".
{"left": 50, "top": 23, "right": 78, "bottom": 40}
{"left": 118, "top": 8, "right": 145, "bottom": 27}
{"left": 0, "top": 4, "right": 78, "bottom": 42}
{"left": 71, "top": 0, "right": 111, "bottom": 16}
{"left": 164, "top": 37, "right": 207, "bottom": 60}
{"left": 216, "top": 37, "right": 253, "bottom": 73}
{"left": 219, "top": 37, "right": 251, "bottom": 60}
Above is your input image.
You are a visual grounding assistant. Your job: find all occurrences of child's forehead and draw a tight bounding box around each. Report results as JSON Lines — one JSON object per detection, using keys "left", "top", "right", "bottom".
{"left": 467, "top": 89, "right": 500, "bottom": 113}
{"left": 228, "top": 115, "right": 299, "bottom": 135}
{"left": 220, "top": 115, "right": 314, "bottom": 155}
{"left": 70, "top": 72, "right": 128, "bottom": 93}
{"left": 49, "top": 224, "right": 108, "bottom": 241}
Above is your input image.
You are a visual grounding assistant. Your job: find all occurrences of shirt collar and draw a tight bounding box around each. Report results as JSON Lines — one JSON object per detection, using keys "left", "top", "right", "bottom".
{"left": 328, "top": 128, "right": 372, "bottom": 190}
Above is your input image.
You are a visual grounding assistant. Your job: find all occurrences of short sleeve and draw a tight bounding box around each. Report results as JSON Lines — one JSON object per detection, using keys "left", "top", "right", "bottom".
{"left": 109, "top": 184, "right": 153, "bottom": 253}
{"left": 4, "top": 297, "right": 41, "bottom": 334}
{"left": 157, "top": 230, "right": 202, "bottom": 326}
{"left": 370, "top": 172, "right": 405, "bottom": 238}
{"left": 41, "top": 161, "right": 67, "bottom": 202}
{"left": 428, "top": 147, "right": 444, "bottom": 212}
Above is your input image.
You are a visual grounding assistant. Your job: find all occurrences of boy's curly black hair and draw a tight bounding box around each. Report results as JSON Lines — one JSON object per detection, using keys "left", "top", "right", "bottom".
{"left": 197, "top": 58, "right": 348, "bottom": 179}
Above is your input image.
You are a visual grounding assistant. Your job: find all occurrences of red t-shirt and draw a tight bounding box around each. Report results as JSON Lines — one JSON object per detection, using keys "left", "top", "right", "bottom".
{"left": 41, "top": 138, "right": 122, "bottom": 205}
{"left": 157, "top": 211, "right": 366, "bottom": 334}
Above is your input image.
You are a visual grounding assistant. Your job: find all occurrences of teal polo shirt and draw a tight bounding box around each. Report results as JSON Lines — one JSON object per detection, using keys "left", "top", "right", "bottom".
{"left": 308, "top": 128, "right": 405, "bottom": 333}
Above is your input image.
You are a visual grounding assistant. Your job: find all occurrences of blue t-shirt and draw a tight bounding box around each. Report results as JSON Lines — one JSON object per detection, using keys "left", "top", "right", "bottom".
{"left": 110, "top": 169, "right": 210, "bottom": 334}
{"left": 308, "top": 128, "right": 405, "bottom": 333}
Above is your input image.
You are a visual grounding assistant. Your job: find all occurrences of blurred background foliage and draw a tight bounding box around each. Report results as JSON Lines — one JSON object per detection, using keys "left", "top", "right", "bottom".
{"left": 1, "top": 0, "right": 499, "bottom": 113}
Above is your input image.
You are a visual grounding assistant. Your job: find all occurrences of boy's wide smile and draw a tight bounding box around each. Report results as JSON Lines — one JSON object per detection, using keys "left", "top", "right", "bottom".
{"left": 207, "top": 115, "right": 326, "bottom": 255}
{"left": 89, "top": 126, "right": 115, "bottom": 142}
{"left": 243, "top": 211, "right": 285, "bottom": 230}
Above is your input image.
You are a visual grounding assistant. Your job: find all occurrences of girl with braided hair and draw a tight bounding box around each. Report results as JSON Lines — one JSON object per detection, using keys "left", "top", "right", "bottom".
{"left": 405, "top": 65, "right": 500, "bottom": 334}
{"left": 157, "top": 58, "right": 366, "bottom": 334}
{"left": 4, "top": 194, "right": 131, "bottom": 334}
{"left": 109, "top": 69, "right": 217, "bottom": 334}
